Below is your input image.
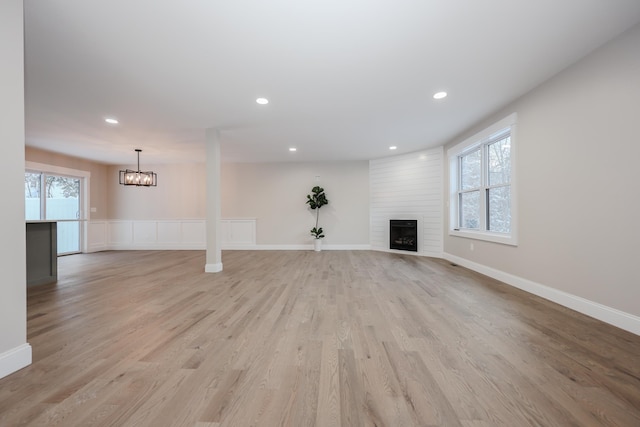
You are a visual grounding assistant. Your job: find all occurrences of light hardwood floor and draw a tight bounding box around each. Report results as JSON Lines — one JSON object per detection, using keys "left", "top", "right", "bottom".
{"left": 1, "top": 250, "right": 639, "bottom": 426}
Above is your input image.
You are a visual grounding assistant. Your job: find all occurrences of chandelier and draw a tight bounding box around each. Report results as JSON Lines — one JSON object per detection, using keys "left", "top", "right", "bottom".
{"left": 119, "top": 149, "right": 157, "bottom": 187}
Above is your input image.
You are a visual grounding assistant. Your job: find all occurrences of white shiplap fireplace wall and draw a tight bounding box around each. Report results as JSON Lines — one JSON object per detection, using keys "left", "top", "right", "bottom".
{"left": 369, "top": 147, "right": 443, "bottom": 257}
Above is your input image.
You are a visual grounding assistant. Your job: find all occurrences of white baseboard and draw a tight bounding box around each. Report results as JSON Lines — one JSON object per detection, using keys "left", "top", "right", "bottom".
{"left": 108, "top": 243, "right": 206, "bottom": 251}
{"left": 86, "top": 243, "right": 108, "bottom": 253}
{"left": 222, "top": 244, "right": 372, "bottom": 251}
{"left": 323, "top": 244, "right": 372, "bottom": 251}
{"left": 225, "top": 244, "right": 309, "bottom": 251}
{"left": 443, "top": 252, "right": 640, "bottom": 336}
{"left": 372, "top": 246, "right": 443, "bottom": 258}
{"left": 205, "top": 262, "right": 223, "bottom": 273}
{"left": 0, "top": 343, "right": 32, "bottom": 380}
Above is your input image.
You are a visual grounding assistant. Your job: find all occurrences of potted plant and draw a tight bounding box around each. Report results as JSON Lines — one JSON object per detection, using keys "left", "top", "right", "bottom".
{"left": 306, "top": 186, "right": 328, "bottom": 251}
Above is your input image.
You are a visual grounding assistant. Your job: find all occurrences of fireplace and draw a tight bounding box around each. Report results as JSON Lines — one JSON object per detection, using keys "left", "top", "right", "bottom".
{"left": 390, "top": 220, "right": 417, "bottom": 252}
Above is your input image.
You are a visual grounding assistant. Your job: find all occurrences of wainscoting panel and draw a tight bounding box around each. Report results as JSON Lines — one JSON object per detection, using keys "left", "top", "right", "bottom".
{"left": 181, "top": 221, "right": 206, "bottom": 247}
{"left": 221, "top": 219, "right": 257, "bottom": 248}
{"left": 92, "top": 220, "right": 206, "bottom": 250}
{"left": 133, "top": 221, "right": 157, "bottom": 245}
{"left": 108, "top": 221, "right": 133, "bottom": 246}
{"left": 87, "top": 221, "right": 107, "bottom": 253}
{"left": 157, "top": 221, "right": 182, "bottom": 245}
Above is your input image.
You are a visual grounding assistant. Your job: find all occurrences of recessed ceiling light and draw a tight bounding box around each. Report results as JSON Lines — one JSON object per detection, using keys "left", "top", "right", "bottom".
{"left": 433, "top": 91, "right": 447, "bottom": 100}
{"left": 289, "top": 147, "right": 297, "bottom": 152}
{"left": 104, "top": 117, "right": 119, "bottom": 124}
{"left": 389, "top": 146, "right": 397, "bottom": 150}
{"left": 256, "top": 98, "right": 269, "bottom": 105}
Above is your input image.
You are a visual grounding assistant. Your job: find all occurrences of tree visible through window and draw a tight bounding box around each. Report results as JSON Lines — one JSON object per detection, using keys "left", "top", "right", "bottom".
{"left": 457, "top": 132, "right": 511, "bottom": 234}
{"left": 459, "top": 148, "right": 481, "bottom": 229}
{"left": 487, "top": 136, "right": 511, "bottom": 233}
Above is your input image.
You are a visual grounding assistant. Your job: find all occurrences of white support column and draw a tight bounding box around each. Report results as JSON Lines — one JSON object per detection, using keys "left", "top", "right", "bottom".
{"left": 205, "top": 128, "right": 223, "bottom": 273}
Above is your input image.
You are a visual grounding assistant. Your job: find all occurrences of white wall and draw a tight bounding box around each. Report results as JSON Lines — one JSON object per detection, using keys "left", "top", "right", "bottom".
{"left": 0, "top": 0, "right": 32, "bottom": 379}
{"left": 443, "top": 23, "right": 640, "bottom": 329}
{"left": 370, "top": 148, "right": 443, "bottom": 257}
{"left": 222, "top": 161, "right": 370, "bottom": 248}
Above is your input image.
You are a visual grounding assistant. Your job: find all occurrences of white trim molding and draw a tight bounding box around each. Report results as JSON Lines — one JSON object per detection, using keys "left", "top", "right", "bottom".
{"left": 443, "top": 252, "right": 640, "bottom": 336}
{"left": 377, "top": 247, "right": 443, "bottom": 258}
{"left": 319, "top": 244, "right": 371, "bottom": 251}
{"left": 205, "top": 262, "right": 223, "bottom": 273}
{"left": 0, "top": 343, "right": 32, "bottom": 380}
{"left": 234, "top": 244, "right": 372, "bottom": 251}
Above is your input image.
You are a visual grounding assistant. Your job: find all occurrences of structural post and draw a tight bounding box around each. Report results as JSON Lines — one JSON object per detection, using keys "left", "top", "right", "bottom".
{"left": 205, "top": 128, "right": 223, "bottom": 273}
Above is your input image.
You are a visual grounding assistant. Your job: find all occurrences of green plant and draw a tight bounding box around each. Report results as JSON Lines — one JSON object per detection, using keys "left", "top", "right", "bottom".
{"left": 306, "top": 186, "right": 328, "bottom": 239}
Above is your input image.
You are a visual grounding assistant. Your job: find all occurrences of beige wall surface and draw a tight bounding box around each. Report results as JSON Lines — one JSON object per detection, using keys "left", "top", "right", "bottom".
{"left": 443, "top": 24, "right": 640, "bottom": 317}
{"left": 25, "top": 147, "right": 109, "bottom": 220}
{"left": 107, "top": 163, "right": 207, "bottom": 220}
{"left": 222, "top": 161, "right": 370, "bottom": 246}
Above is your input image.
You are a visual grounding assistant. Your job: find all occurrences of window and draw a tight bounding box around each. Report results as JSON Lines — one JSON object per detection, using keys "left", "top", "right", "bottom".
{"left": 448, "top": 113, "right": 517, "bottom": 245}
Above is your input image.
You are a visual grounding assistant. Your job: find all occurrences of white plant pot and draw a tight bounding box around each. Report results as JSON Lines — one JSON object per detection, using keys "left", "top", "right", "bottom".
{"left": 314, "top": 239, "right": 322, "bottom": 252}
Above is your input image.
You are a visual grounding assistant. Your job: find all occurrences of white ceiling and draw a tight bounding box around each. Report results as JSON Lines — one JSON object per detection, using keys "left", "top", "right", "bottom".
{"left": 23, "top": 0, "right": 640, "bottom": 165}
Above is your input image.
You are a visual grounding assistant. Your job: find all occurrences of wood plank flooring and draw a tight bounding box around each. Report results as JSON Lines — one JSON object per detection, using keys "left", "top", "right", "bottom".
{"left": 1, "top": 250, "right": 639, "bottom": 426}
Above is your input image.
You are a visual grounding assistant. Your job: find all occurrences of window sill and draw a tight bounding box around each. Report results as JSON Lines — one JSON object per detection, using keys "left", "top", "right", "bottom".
{"left": 449, "top": 229, "right": 517, "bottom": 246}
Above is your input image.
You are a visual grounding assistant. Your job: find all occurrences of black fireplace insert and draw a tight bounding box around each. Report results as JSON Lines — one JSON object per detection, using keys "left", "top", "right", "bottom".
{"left": 390, "top": 219, "right": 417, "bottom": 252}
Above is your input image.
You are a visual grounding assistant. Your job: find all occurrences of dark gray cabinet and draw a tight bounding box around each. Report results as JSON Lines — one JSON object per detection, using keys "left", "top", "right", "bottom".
{"left": 26, "top": 221, "right": 57, "bottom": 286}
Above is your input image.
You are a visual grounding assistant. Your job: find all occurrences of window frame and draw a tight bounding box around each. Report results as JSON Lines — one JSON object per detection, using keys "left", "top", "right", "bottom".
{"left": 448, "top": 113, "right": 518, "bottom": 246}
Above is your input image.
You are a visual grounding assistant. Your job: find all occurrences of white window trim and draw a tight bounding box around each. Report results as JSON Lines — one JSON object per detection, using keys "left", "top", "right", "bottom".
{"left": 447, "top": 113, "right": 518, "bottom": 246}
